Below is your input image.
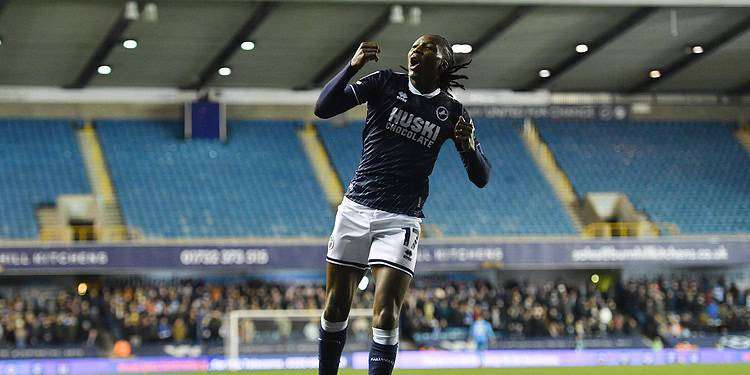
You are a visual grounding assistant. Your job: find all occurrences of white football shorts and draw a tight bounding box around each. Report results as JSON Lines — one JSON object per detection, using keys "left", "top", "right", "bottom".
{"left": 326, "top": 197, "right": 422, "bottom": 277}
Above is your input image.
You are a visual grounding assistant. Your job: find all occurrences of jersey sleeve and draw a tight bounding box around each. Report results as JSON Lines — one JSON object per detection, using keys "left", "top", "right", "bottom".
{"left": 454, "top": 105, "right": 491, "bottom": 188}
{"left": 349, "top": 69, "right": 391, "bottom": 104}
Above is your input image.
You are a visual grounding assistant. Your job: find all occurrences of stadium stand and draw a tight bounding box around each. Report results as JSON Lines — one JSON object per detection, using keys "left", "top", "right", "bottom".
{"left": 1, "top": 276, "right": 747, "bottom": 348}
{"left": 317, "top": 119, "right": 576, "bottom": 236}
{"left": 3, "top": 118, "right": 745, "bottom": 239}
{"left": 0, "top": 119, "right": 90, "bottom": 238}
{"left": 95, "top": 120, "right": 333, "bottom": 238}
{"left": 536, "top": 120, "right": 750, "bottom": 234}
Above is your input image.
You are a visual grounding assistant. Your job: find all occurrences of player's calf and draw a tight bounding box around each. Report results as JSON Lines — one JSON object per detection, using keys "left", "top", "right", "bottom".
{"left": 319, "top": 315, "right": 348, "bottom": 375}
{"left": 369, "top": 305, "right": 399, "bottom": 375}
{"left": 319, "top": 263, "right": 364, "bottom": 375}
{"left": 368, "top": 266, "right": 411, "bottom": 375}
{"left": 370, "top": 301, "right": 400, "bottom": 374}
{"left": 369, "top": 326, "right": 399, "bottom": 375}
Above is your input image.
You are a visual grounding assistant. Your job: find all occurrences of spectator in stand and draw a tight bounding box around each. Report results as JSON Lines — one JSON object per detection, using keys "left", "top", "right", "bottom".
{"left": 0, "top": 276, "right": 748, "bottom": 350}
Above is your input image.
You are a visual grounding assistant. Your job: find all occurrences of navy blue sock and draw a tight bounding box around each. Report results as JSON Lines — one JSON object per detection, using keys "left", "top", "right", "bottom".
{"left": 319, "top": 327, "right": 347, "bottom": 375}
{"left": 368, "top": 341, "right": 398, "bottom": 375}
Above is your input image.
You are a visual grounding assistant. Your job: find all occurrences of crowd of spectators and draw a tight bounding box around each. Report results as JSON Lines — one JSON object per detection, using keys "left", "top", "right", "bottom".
{"left": 0, "top": 276, "right": 748, "bottom": 350}
{"left": 402, "top": 278, "right": 750, "bottom": 345}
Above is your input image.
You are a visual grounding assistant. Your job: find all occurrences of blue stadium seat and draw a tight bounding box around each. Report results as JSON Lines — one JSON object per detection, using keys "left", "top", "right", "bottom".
{"left": 0, "top": 119, "right": 89, "bottom": 238}
{"left": 537, "top": 120, "right": 750, "bottom": 234}
{"left": 96, "top": 120, "right": 333, "bottom": 238}
{"left": 317, "top": 119, "right": 575, "bottom": 236}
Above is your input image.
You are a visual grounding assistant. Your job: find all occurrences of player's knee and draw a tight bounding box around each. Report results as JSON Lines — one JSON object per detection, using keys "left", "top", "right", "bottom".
{"left": 323, "top": 300, "right": 350, "bottom": 322}
{"left": 372, "top": 306, "right": 399, "bottom": 329}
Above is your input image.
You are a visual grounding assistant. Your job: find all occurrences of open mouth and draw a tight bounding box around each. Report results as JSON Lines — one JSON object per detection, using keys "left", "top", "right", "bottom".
{"left": 409, "top": 55, "right": 421, "bottom": 69}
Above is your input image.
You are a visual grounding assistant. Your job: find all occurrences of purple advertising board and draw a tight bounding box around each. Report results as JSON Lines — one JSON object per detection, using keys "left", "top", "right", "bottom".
{"left": 0, "top": 349, "right": 748, "bottom": 374}
{"left": 0, "top": 237, "right": 748, "bottom": 273}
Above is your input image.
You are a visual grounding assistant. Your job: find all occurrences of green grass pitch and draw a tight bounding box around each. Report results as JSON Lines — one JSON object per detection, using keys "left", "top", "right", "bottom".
{"left": 173, "top": 364, "right": 749, "bottom": 375}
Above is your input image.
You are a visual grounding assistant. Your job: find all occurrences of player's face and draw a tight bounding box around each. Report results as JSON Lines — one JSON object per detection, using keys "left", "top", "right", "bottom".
{"left": 408, "top": 35, "right": 444, "bottom": 81}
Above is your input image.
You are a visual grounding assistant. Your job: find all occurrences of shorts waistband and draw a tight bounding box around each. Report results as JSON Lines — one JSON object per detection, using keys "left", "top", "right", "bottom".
{"left": 341, "top": 197, "right": 421, "bottom": 222}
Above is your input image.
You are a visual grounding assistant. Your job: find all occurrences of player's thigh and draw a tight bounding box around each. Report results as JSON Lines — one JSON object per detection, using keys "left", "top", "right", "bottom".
{"left": 371, "top": 265, "right": 412, "bottom": 325}
{"left": 324, "top": 262, "right": 366, "bottom": 319}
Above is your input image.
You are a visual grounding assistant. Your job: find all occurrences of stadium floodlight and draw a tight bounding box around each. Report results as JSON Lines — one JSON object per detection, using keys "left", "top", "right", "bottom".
{"left": 691, "top": 45, "right": 704, "bottom": 54}
{"left": 124, "top": 1, "right": 139, "bottom": 21}
{"left": 218, "top": 66, "right": 232, "bottom": 76}
{"left": 451, "top": 44, "right": 472, "bottom": 54}
{"left": 538, "top": 69, "right": 551, "bottom": 78}
{"left": 649, "top": 69, "right": 661, "bottom": 79}
{"left": 408, "top": 6, "right": 422, "bottom": 25}
{"left": 390, "top": 5, "right": 405, "bottom": 24}
{"left": 143, "top": 3, "right": 159, "bottom": 22}
{"left": 240, "top": 41, "right": 256, "bottom": 51}
{"left": 122, "top": 39, "right": 138, "bottom": 49}
{"left": 97, "top": 65, "right": 112, "bottom": 75}
{"left": 575, "top": 44, "right": 589, "bottom": 53}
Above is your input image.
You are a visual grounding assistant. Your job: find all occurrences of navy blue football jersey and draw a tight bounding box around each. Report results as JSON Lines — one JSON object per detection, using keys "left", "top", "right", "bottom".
{"left": 345, "top": 69, "right": 475, "bottom": 218}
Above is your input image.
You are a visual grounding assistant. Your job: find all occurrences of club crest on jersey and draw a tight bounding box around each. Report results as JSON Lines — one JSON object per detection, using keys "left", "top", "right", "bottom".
{"left": 385, "top": 107, "right": 440, "bottom": 148}
{"left": 397, "top": 91, "right": 408, "bottom": 102}
{"left": 436, "top": 106, "right": 449, "bottom": 121}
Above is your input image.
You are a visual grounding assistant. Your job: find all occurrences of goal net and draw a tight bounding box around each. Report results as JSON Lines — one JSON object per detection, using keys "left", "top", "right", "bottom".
{"left": 225, "top": 308, "right": 373, "bottom": 358}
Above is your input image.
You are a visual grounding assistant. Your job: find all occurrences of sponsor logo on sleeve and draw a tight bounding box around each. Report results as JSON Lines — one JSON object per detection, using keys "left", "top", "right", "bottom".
{"left": 436, "top": 106, "right": 449, "bottom": 121}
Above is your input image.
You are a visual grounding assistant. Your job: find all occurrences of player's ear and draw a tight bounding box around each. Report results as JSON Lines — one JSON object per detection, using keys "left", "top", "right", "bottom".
{"left": 440, "top": 59, "right": 448, "bottom": 73}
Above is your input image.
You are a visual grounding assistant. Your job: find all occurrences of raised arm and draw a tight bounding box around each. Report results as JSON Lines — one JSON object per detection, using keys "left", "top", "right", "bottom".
{"left": 454, "top": 110, "right": 491, "bottom": 188}
{"left": 314, "top": 42, "right": 380, "bottom": 119}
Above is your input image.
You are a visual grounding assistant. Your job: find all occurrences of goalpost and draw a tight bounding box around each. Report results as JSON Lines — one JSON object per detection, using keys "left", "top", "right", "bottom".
{"left": 225, "top": 308, "right": 373, "bottom": 359}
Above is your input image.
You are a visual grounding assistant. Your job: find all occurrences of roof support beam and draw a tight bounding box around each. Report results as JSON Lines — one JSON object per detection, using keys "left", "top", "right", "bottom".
{"left": 518, "top": 7, "right": 655, "bottom": 91}
{"left": 183, "top": 1, "right": 277, "bottom": 90}
{"left": 628, "top": 15, "right": 750, "bottom": 93}
{"left": 66, "top": 5, "right": 134, "bottom": 88}
{"left": 469, "top": 6, "right": 532, "bottom": 56}
{"left": 306, "top": 6, "right": 391, "bottom": 89}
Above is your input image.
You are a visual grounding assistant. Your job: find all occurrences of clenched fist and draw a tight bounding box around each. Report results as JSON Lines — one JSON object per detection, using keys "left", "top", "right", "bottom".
{"left": 455, "top": 116, "right": 476, "bottom": 152}
{"left": 350, "top": 42, "right": 380, "bottom": 71}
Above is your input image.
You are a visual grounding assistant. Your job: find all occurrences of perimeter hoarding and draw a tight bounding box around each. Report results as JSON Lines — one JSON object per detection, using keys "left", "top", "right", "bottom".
{"left": 0, "top": 238, "right": 747, "bottom": 273}
{"left": 0, "top": 349, "right": 748, "bottom": 374}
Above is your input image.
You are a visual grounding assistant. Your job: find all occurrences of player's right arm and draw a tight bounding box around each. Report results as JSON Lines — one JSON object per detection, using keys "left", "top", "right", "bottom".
{"left": 314, "top": 42, "right": 380, "bottom": 119}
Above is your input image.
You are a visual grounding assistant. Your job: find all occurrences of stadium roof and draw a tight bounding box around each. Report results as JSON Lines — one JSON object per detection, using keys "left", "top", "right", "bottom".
{"left": 1, "top": 0, "right": 750, "bottom": 94}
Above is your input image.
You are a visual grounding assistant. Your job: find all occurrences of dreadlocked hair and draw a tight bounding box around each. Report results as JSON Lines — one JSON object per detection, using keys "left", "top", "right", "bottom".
{"left": 401, "top": 34, "right": 471, "bottom": 93}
